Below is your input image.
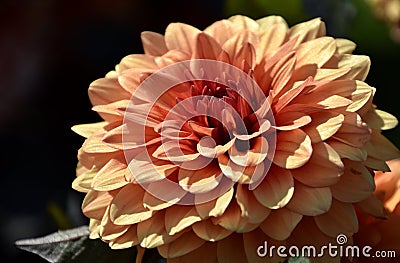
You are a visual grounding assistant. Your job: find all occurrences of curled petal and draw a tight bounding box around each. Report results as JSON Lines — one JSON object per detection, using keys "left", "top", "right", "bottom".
{"left": 212, "top": 201, "right": 258, "bottom": 233}
{"left": 82, "top": 190, "right": 115, "bottom": 220}
{"left": 288, "top": 17, "right": 326, "bottom": 47}
{"left": 273, "top": 129, "right": 313, "bottom": 169}
{"left": 109, "top": 225, "right": 139, "bottom": 249}
{"left": 228, "top": 136, "right": 269, "bottom": 166}
{"left": 88, "top": 77, "right": 131, "bottom": 106}
{"left": 195, "top": 187, "right": 233, "bottom": 218}
{"left": 137, "top": 211, "right": 179, "bottom": 248}
{"left": 110, "top": 184, "right": 154, "bottom": 225}
{"left": 197, "top": 137, "right": 235, "bottom": 158}
{"left": 228, "top": 15, "right": 259, "bottom": 31}
{"left": 72, "top": 167, "right": 96, "bottom": 193}
{"left": 363, "top": 108, "right": 398, "bottom": 130}
{"left": 178, "top": 164, "right": 223, "bottom": 194}
{"left": 274, "top": 112, "right": 312, "bottom": 130}
{"left": 92, "top": 158, "right": 128, "bottom": 191}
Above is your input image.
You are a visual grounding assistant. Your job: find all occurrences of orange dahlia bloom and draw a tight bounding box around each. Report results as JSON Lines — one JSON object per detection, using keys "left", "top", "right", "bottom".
{"left": 354, "top": 158, "right": 400, "bottom": 262}
{"left": 72, "top": 15, "right": 399, "bottom": 262}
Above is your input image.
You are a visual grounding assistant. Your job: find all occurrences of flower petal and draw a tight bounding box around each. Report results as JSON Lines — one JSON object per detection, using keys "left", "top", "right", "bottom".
{"left": 192, "top": 219, "right": 232, "bottom": 242}
{"left": 82, "top": 190, "right": 115, "bottom": 220}
{"left": 195, "top": 187, "right": 233, "bottom": 218}
{"left": 236, "top": 184, "right": 271, "bottom": 224}
{"left": 335, "top": 38, "right": 356, "bottom": 54}
{"left": 356, "top": 194, "right": 387, "bottom": 219}
{"left": 178, "top": 164, "right": 223, "bottom": 194}
{"left": 165, "top": 206, "right": 201, "bottom": 235}
{"left": 165, "top": 23, "right": 201, "bottom": 54}
{"left": 288, "top": 17, "right": 326, "bottom": 47}
{"left": 292, "top": 142, "right": 344, "bottom": 187}
{"left": 363, "top": 130, "right": 400, "bottom": 161}
{"left": 228, "top": 136, "right": 269, "bottom": 166}
{"left": 286, "top": 181, "right": 332, "bottom": 216}
{"left": 88, "top": 77, "right": 131, "bottom": 106}
{"left": 260, "top": 208, "right": 302, "bottom": 240}
{"left": 314, "top": 199, "right": 358, "bottom": 237}
{"left": 212, "top": 201, "right": 258, "bottom": 233}
{"left": 194, "top": 32, "right": 222, "bottom": 60}
{"left": 141, "top": 31, "right": 168, "bottom": 56}
{"left": 302, "top": 112, "right": 344, "bottom": 142}
{"left": 273, "top": 128, "right": 313, "bottom": 169}
{"left": 137, "top": 211, "right": 178, "bottom": 248}
{"left": 72, "top": 122, "right": 107, "bottom": 138}
{"left": 363, "top": 108, "right": 398, "bottom": 130}
{"left": 92, "top": 158, "right": 128, "bottom": 191}
{"left": 274, "top": 111, "right": 312, "bottom": 130}
{"left": 331, "top": 159, "right": 375, "bottom": 203}
{"left": 109, "top": 225, "right": 139, "bottom": 249}
{"left": 157, "top": 230, "right": 205, "bottom": 259}
{"left": 217, "top": 233, "right": 248, "bottom": 263}
{"left": 110, "top": 183, "right": 154, "bottom": 225}
{"left": 253, "top": 165, "right": 294, "bottom": 209}
{"left": 328, "top": 140, "right": 367, "bottom": 161}
{"left": 295, "top": 37, "right": 336, "bottom": 68}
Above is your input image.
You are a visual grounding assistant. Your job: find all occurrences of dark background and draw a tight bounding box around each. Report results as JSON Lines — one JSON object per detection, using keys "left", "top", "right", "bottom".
{"left": 1, "top": 0, "right": 398, "bottom": 262}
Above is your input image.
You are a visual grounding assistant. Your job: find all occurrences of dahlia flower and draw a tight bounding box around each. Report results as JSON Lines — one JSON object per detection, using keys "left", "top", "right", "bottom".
{"left": 72, "top": 15, "right": 399, "bottom": 262}
{"left": 354, "top": 158, "right": 400, "bottom": 262}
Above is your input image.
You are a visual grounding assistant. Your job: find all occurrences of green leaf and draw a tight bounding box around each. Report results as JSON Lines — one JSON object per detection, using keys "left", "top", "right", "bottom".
{"left": 15, "top": 226, "right": 136, "bottom": 263}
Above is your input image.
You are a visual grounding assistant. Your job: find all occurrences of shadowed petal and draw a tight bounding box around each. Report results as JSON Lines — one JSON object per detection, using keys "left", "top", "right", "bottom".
{"left": 260, "top": 208, "right": 302, "bottom": 240}
{"left": 217, "top": 233, "right": 248, "bottom": 263}
{"left": 192, "top": 219, "right": 232, "bottom": 242}
{"left": 110, "top": 184, "right": 154, "bottom": 225}
{"left": 158, "top": 231, "right": 205, "bottom": 259}
{"left": 236, "top": 184, "right": 271, "bottom": 224}
{"left": 165, "top": 206, "right": 201, "bottom": 235}
{"left": 314, "top": 199, "right": 358, "bottom": 237}
{"left": 331, "top": 159, "right": 375, "bottom": 203}
{"left": 286, "top": 181, "right": 332, "bottom": 216}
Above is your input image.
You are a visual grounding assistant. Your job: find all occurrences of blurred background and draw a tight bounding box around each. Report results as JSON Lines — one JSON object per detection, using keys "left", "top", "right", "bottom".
{"left": 1, "top": 0, "right": 399, "bottom": 261}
